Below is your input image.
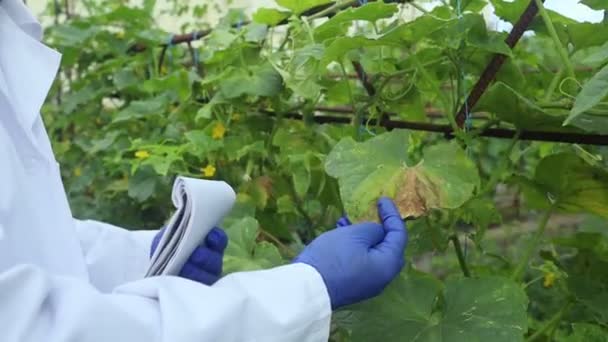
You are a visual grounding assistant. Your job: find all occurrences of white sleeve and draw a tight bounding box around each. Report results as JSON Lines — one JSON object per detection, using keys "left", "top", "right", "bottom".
{"left": 1, "top": 263, "right": 331, "bottom": 342}
{"left": 73, "top": 219, "right": 157, "bottom": 292}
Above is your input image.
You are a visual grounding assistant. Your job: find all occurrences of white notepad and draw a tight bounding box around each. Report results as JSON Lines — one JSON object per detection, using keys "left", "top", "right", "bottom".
{"left": 146, "top": 177, "right": 236, "bottom": 277}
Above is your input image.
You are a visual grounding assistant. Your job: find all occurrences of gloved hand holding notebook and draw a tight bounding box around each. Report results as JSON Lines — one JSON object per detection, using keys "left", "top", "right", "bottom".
{"left": 146, "top": 177, "right": 236, "bottom": 277}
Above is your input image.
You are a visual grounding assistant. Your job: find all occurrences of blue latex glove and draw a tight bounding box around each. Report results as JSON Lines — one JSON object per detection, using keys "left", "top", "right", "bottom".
{"left": 151, "top": 227, "right": 228, "bottom": 285}
{"left": 294, "top": 197, "right": 408, "bottom": 310}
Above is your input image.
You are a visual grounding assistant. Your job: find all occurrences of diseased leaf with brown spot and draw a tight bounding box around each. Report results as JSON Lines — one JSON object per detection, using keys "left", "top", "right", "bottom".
{"left": 325, "top": 130, "right": 480, "bottom": 221}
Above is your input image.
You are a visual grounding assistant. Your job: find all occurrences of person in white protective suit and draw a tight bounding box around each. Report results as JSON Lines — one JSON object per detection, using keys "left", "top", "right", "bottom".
{"left": 0, "top": 1, "right": 409, "bottom": 341}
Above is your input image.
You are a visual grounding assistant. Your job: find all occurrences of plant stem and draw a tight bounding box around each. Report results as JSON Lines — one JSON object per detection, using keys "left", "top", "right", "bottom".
{"left": 543, "top": 68, "right": 564, "bottom": 102}
{"left": 534, "top": 0, "right": 576, "bottom": 80}
{"left": 538, "top": 103, "right": 608, "bottom": 116}
{"left": 409, "top": 2, "right": 429, "bottom": 14}
{"left": 482, "top": 132, "right": 520, "bottom": 193}
{"left": 450, "top": 235, "right": 471, "bottom": 277}
{"left": 278, "top": 27, "right": 292, "bottom": 50}
{"left": 340, "top": 63, "right": 361, "bottom": 140}
{"left": 511, "top": 206, "right": 555, "bottom": 281}
{"left": 411, "top": 54, "right": 459, "bottom": 132}
{"left": 309, "top": 0, "right": 358, "bottom": 20}
{"left": 259, "top": 229, "right": 296, "bottom": 258}
{"left": 526, "top": 301, "right": 573, "bottom": 342}
{"left": 285, "top": 176, "right": 315, "bottom": 231}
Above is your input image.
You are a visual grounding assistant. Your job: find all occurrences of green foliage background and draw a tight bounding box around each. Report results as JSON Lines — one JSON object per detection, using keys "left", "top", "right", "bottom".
{"left": 41, "top": 0, "right": 608, "bottom": 340}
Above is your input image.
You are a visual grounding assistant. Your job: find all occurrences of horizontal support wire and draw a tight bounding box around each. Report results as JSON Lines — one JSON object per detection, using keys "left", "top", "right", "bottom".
{"left": 262, "top": 111, "right": 608, "bottom": 145}
{"left": 314, "top": 105, "right": 488, "bottom": 120}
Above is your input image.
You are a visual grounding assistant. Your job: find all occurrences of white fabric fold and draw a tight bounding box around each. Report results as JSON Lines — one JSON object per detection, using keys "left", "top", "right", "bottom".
{"left": 1, "top": 0, "right": 43, "bottom": 40}
{"left": 0, "top": 6, "right": 60, "bottom": 130}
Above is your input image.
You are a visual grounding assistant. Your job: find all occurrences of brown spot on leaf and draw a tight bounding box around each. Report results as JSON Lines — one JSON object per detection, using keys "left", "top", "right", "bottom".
{"left": 256, "top": 175, "right": 273, "bottom": 195}
{"left": 355, "top": 166, "right": 444, "bottom": 222}
{"left": 394, "top": 167, "right": 442, "bottom": 219}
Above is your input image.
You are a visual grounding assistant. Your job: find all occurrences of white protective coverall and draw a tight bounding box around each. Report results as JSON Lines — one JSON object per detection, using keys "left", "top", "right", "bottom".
{"left": 0, "top": 1, "right": 331, "bottom": 341}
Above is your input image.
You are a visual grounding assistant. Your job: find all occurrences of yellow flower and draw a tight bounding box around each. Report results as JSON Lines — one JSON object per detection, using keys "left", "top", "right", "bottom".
{"left": 116, "top": 31, "right": 125, "bottom": 39}
{"left": 201, "top": 165, "right": 216, "bottom": 178}
{"left": 212, "top": 123, "right": 226, "bottom": 140}
{"left": 73, "top": 167, "right": 82, "bottom": 177}
{"left": 135, "top": 150, "right": 151, "bottom": 159}
{"left": 543, "top": 272, "right": 556, "bottom": 288}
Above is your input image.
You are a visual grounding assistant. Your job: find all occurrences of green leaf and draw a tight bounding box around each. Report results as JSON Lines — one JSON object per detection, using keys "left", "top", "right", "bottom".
{"left": 142, "top": 70, "right": 193, "bottom": 102}
{"left": 564, "top": 323, "right": 608, "bottom": 342}
{"left": 572, "top": 41, "right": 608, "bottom": 68}
{"left": 314, "top": 2, "right": 399, "bottom": 41}
{"left": 127, "top": 168, "right": 157, "bottom": 202}
{"left": 222, "top": 194, "right": 257, "bottom": 227}
{"left": 568, "top": 23, "right": 608, "bottom": 51}
{"left": 555, "top": 232, "right": 608, "bottom": 262}
{"left": 569, "top": 268, "right": 608, "bottom": 323}
{"left": 205, "top": 28, "right": 238, "bottom": 50}
{"left": 195, "top": 94, "right": 226, "bottom": 121}
{"left": 406, "top": 218, "right": 450, "bottom": 256}
{"left": 292, "top": 161, "right": 311, "bottom": 196}
{"left": 477, "top": 82, "right": 574, "bottom": 131}
{"left": 489, "top": 0, "right": 529, "bottom": 24}
{"left": 520, "top": 153, "right": 608, "bottom": 218}
{"left": 219, "top": 64, "right": 283, "bottom": 99}
{"left": 349, "top": 273, "right": 528, "bottom": 342}
{"left": 223, "top": 217, "right": 283, "bottom": 273}
{"left": 460, "top": 197, "right": 502, "bottom": 242}
{"left": 243, "top": 176, "right": 273, "bottom": 209}
{"left": 321, "top": 36, "right": 400, "bottom": 67}
{"left": 254, "top": 241, "right": 283, "bottom": 264}
{"left": 144, "top": 154, "right": 180, "bottom": 176}
{"left": 439, "top": 277, "right": 528, "bottom": 341}
{"left": 50, "top": 24, "right": 99, "bottom": 46}
{"left": 112, "top": 95, "right": 171, "bottom": 123}
{"left": 325, "top": 130, "right": 479, "bottom": 221}
{"left": 252, "top": 8, "right": 291, "bottom": 25}
{"left": 276, "top": 0, "right": 332, "bottom": 15}
{"left": 581, "top": 0, "right": 608, "bottom": 10}
{"left": 382, "top": 6, "right": 452, "bottom": 43}
{"left": 62, "top": 84, "right": 107, "bottom": 114}
{"left": 88, "top": 131, "right": 120, "bottom": 155}
{"left": 449, "top": 0, "right": 487, "bottom": 12}
{"left": 135, "top": 28, "right": 168, "bottom": 45}
{"left": 224, "top": 217, "right": 258, "bottom": 270}
{"left": 113, "top": 68, "right": 140, "bottom": 90}
{"left": 468, "top": 30, "right": 512, "bottom": 56}
{"left": 232, "top": 141, "right": 267, "bottom": 161}
{"left": 453, "top": 14, "right": 512, "bottom": 56}
{"left": 566, "top": 64, "right": 608, "bottom": 124}
{"left": 556, "top": 235, "right": 608, "bottom": 323}
{"left": 184, "top": 130, "right": 223, "bottom": 154}
{"left": 277, "top": 195, "right": 297, "bottom": 214}
{"left": 475, "top": 82, "right": 608, "bottom": 134}
{"left": 347, "top": 271, "right": 443, "bottom": 341}
{"left": 272, "top": 44, "right": 325, "bottom": 99}
{"left": 244, "top": 23, "right": 269, "bottom": 42}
